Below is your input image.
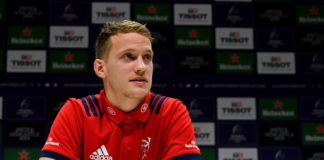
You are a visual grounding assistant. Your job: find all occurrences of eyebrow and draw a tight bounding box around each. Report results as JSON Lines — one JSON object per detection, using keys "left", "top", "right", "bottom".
{"left": 121, "top": 48, "right": 153, "bottom": 54}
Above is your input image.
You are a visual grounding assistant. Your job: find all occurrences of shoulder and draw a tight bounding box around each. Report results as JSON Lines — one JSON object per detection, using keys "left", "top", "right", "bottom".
{"left": 58, "top": 93, "right": 103, "bottom": 119}
{"left": 149, "top": 93, "right": 187, "bottom": 116}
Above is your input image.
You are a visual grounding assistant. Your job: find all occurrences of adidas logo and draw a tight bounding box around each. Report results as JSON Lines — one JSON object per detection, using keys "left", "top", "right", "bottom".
{"left": 89, "top": 145, "right": 113, "bottom": 160}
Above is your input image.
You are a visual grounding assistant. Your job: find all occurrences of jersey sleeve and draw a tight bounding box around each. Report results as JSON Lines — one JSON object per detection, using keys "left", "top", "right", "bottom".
{"left": 161, "top": 99, "right": 201, "bottom": 160}
{"left": 40, "top": 98, "right": 83, "bottom": 160}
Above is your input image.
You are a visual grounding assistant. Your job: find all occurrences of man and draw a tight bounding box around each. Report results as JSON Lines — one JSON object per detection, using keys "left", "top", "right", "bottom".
{"left": 39, "top": 20, "right": 201, "bottom": 160}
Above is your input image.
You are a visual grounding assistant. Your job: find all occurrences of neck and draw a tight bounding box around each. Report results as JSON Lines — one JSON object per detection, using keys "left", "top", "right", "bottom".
{"left": 105, "top": 89, "right": 145, "bottom": 113}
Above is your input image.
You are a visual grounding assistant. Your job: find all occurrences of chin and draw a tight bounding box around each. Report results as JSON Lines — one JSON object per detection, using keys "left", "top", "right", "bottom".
{"left": 130, "top": 88, "right": 150, "bottom": 98}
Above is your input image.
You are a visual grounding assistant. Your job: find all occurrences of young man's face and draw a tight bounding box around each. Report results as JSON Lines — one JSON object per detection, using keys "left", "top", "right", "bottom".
{"left": 103, "top": 32, "right": 153, "bottom": 100}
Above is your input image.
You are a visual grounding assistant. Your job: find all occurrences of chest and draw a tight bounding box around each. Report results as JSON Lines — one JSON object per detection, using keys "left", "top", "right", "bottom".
{"left": 82, "top": 117, "right": 164, "bottom": 160}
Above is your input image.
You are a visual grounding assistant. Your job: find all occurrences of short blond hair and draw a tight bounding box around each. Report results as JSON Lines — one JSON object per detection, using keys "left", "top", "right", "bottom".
{"left": 95, "top": 20, "right": 153, "bottom": 60}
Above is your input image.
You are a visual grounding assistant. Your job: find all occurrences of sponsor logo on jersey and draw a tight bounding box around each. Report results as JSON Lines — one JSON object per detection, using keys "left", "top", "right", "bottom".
{"left": 139, "top": 137, "right": 151, "bottom": 159}
{"left": 49, "top": 50, "right": 88, "bottom": 72}
{"left": 174, "top": 4, "right": 212, "bottom": 26}
{"left": 218, "top": 148, "right": 258, "bottom": 160}
{"left": 45, "top": 137, "right": 60, "bottom": 147}
{"left": 216, "top": 28, "right": 254, "bottom": 49}
{"left": 8, "top": 26, "right": 47, "bottom": 48}
{"left": 257, "top": 52, "right": 295, "bottom": 74}
{"left": 175, "top": 27, "right": 212, "bottom": 48}
{"left": 92, "top": 2, "right": 130, "bottom": 24}
{"left": 5, "top": 122, "right": 44, "bottom": 145}
{"left": 0, "top": 2, "right": 5, "bottom": 22}
{"left": 216, "top": 52, "right": 254, "bottom": 73}
{"left": 90, "top": 145, "right": 113, "bottom": 160}
{"left": 259, "top": 98, "right": 297, "bottom": 120}
{"left": 260, "top": 123, "right": 298, "bottom": 145}
{"left": 6, "top": 50, "right": 46, "bottom": 73}
{"left": 50, "top": 26, "right": 88, "bottom": 48}
{"left": 193, "top": 122, "right": 215, "bottom": 146}
{"left": 297, "top": 6, "right": 324, "bottom": 25}
{"left": 302, "top": 123, "right": 324, "bottom": 145}
{"left": 4, "top": 148, "right": 41, "bottom": 160}
{"left": 217, "top": 97, "right": 256, "bottom": 120}
{"left": 133, "top": 3, "right": 170, "bottom": 24}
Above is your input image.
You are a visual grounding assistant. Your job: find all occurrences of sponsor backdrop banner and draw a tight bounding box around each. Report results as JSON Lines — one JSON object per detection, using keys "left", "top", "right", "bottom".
{"left": 0, "top": 0, "right": 323, "bottom": 159}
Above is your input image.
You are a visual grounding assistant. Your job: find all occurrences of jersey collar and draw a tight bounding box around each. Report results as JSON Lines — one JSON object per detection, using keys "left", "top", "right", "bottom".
{"left": 100, "top": 89, "right": 151, "bottom": 125}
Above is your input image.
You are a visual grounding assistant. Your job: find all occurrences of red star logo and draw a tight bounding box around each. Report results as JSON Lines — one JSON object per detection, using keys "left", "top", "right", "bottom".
{"left": 310, "top": 7, "right": 319, "bottom": 15}
{"left": 148, "top": 5, "right": 156, "bottom": 14}
{"left": 231, "top": 54, "right": 239, "bottom": 63}
{"left": 64, "top": 52, "right": 73, "bottom": 62}
{"left": 23, "top": 27, "right": 32, "bottom": 36}
{"left": 273, "top": 99, "right": 282, "bottom": 109}
{"left": 317, "top": 125, "right": 324, "bottom": 134}
{"left": 189, "top": 29, "right": 197, "bottom": 38}
{"left": 19, "top": 150, "right": 29, "bottom": 160}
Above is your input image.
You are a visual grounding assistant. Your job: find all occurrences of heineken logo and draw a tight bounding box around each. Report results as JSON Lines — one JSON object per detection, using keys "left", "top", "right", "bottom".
{"left": 175, "top": 28, "right": 211, "bottom": 48}
{"left": 259, "top": 98, "right": 297, "bottom": 119}
{"left": 273, "top": 99, "right": 283, "bottom": 109}
{"left": 310, "top": 7, "right": 319, "bottom": 15}
{"left": 217, "top": 52, "right": 254, "bottom": 73}
{"left": 50, "top": 51, "right": 88, "bottom": 72}
{"left": 19, "top": 150, "right": 29, "bottom": 159}
{"left": 303, "top": 123, "right": 324, "bottom": 144}
{"left": 23, "top": 27, "right": 32, "bottom": 36}
{"left": 317, "top": 124, "right": 324, "bottom": 134}
{"left": 8, "top": 26, "right": 46, "bottom": 47}
{"left": 148, "top": 5, "right": 156, "bottom": 14}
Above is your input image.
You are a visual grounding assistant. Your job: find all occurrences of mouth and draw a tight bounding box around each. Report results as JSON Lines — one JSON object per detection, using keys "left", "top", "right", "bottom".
{"left": 130, "top": 77, "right": 147, "bottom": 84}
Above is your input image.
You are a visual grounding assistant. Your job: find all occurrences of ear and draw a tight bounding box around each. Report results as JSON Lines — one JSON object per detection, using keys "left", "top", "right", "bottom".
{"left": 93, "top": 59, "right": 106, "bottom": 79}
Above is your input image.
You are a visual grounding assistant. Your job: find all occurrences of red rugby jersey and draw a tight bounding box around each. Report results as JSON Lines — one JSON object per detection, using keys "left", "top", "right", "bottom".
{"left": 40, "top": 89, "right": 201, "bottom": 160}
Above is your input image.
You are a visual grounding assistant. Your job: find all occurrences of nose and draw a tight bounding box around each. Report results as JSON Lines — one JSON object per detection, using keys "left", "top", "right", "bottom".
{"left": 134, "top": 56, "right": 146, "bottom": 73}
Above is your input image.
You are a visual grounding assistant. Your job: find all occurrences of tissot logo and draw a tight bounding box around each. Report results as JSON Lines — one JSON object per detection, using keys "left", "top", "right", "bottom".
{"left": 49, "top": 50, "right": 88, "bottom": 73}
{"left": 218, "top": 148, "right": 257, "bottom": 160}
{"left": 259, "top": 98, "right": 297, "bottom": 120}
{"left": 193, "top": 122, "right": 215, "bottom": 146}
{"left": 50, "top": 26, "right": 88, "bottom": 48}
{"left": 257, "top": 52, "right": 295, "bottom": 74}
{"left": 302, "top": 123, "right": 324, "bottom": 145}
{"left": 133, "top": 3, "right": 171, "bottom": 24}
{"left": 174, "top": 4, "right": 212, "bottom": 26}
{"left": 216, "top": 52, "right": 254, "bottom": 73}
{"left": 175, "top": 27, "right": 212, "bottom": 48}
{"left": 297, "top": 6, "right": 324, "bottom": 25}
{"left": 92, "top": 2, "right": 130, "bottom": 24}
{"left": 216, "top": 28, "right": 254, "bottom": 49}
{"left": 8, "top": 26, "right": 47, "bottom": 48}
{"left": 6, "top": 50, "right": 46, "bottom": 73}
{"left": 217, "top": 97, "right": 256, "bottom": 120}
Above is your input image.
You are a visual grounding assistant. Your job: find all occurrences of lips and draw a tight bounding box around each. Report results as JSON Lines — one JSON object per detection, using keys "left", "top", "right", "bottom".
{"left": 130, "top": 77, "right": 147, "bottom": 83}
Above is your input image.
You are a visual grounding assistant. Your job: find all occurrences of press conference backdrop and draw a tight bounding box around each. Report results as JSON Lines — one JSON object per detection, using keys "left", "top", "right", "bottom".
{"left": 0, "top": 0, "right": 323, "bottom": 159}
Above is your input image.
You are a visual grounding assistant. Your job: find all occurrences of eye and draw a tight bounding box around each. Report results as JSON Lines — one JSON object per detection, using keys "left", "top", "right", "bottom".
{"left": 144, "top": 55, "right": 152, "bottom": 61}
{"left": 124, "top": 53, "right": 135, "bottom": 60}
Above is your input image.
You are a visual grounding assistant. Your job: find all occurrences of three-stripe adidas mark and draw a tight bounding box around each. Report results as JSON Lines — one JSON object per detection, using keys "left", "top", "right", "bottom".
{"left": 89, "top": 145, "right": 113, "bottom": 160}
